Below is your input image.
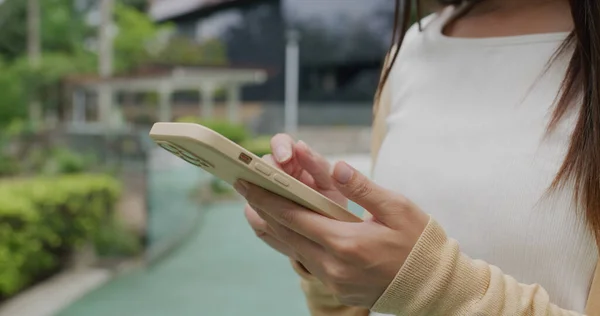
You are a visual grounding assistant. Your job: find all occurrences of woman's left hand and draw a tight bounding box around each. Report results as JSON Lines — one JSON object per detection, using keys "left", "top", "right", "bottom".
{"left": 234, "top": 161, "right": 430, "bottom": 308}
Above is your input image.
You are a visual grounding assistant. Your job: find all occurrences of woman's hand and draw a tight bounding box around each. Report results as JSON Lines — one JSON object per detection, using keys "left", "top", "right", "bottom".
{"left": 238, "top": 141, "right": 430, "bottom": 308}
{"left": 243, "top": 134, "right": 347, "bottom": 259}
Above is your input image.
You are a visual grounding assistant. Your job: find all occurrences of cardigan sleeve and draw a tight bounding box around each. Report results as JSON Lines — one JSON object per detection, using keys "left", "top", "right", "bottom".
{"left": 370, "top": 218, "right": 586, "bottom": 316}
{"left": 292, "top": 217, "right": 590, "bottom": 316}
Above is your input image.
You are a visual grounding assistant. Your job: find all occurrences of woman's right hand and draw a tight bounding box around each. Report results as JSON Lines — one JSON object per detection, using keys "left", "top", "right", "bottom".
{"left": 243, "top": 133, "right": 348, "bottom": 258}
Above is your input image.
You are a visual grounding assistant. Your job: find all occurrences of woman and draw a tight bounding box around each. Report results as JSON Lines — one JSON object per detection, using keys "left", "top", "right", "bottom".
{"left": 236, "top": 0, "right": 600, "bottom": 314}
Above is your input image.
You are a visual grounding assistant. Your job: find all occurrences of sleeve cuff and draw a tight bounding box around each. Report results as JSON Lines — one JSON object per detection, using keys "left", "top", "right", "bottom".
{"left": 371, "top": 218, "right": 489, "bottom": 315}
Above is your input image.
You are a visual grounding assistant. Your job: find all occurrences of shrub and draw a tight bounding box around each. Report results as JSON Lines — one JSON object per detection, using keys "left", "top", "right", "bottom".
{"left": 175, "top": 116, "right": 249, "bottom": 144}
{"left": 0, "top": 153, "right": 20, "bottom": 177}
{"left": 0, "top": 174, "right": 121, "bottom": 297}
{"left": 3, "top": 120, "right": 35, "bottom": 139}
{"left": 241, "top": 136, "right": 272, "bottom": 157}
{"left": 21, "top": 146, "right": 94, "bottom": 176}
{"left": 92, "top": 216, "right": 142, "bottom": 258}
{"left": 45, "top": 147, "right": 91, "bottom": 175}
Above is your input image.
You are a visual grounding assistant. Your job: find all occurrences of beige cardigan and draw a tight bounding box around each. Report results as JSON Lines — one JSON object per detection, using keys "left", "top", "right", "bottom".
{"left": 291, "top": 51, "right": 600, "bottom": 315}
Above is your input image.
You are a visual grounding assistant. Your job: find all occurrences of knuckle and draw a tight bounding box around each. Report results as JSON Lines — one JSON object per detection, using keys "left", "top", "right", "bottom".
{"left": 348, "top": 181, "right": 373, "bottom": 200}
{"left": 323, "top": 261, "right": 350, "bottom": 283}
{"left": 378, "top": 195, "right": 411, "bottom": 216}
{"left": 334, "top": 239, "right": 362, "bottom": 259}
{"left": 253, "top": 228, "right": 268, "bottom": 238}
{"left": 393, "top": 194, "right": 411, "bottom": 208}
{"left": 253, "top": 221, "right": 269, "bottom": 236}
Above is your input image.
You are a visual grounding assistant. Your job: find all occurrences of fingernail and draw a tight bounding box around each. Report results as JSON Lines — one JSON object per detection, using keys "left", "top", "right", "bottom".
{"left": 234, "top": 180, "right": 248, "bottom": 196}
{"left": 332, "top": 162, "right": 354, "bottom": 184}
{"left": 297, "top": 140, "right": 313, "bottom": 157}
{"left": 274, "top": 145, "right": 292, "bottom": 163}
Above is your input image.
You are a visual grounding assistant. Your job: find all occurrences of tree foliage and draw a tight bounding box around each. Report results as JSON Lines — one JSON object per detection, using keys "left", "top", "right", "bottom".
{"left": 0, "top": 0, "right": 228, "bottom": 127}
{"left": 113, "top": 3, "right": 173, "bottom": 72}
{"left": 0, "top": 0, "right": 91, "bottom": 60}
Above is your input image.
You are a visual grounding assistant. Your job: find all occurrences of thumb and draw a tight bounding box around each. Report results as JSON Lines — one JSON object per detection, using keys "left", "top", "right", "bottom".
{"left": 330, "top": 161, "right": 409, "bottom": 227}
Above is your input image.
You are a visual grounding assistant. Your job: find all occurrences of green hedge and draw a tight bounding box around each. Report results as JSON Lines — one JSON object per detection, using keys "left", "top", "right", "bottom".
{"left": 174, "top": 117, "right": 274, "bottom": 157}
{"left": 0, "top": 154, "right": 20, "bottom": 177}
{"left": 241, "top": 136, "right": 272, "bottom": 157}
{"left": 0, "top": 174, "right": 121, "bottom": 298}
{"left": 175, "top": 116, "right": 250, "bottom": 144}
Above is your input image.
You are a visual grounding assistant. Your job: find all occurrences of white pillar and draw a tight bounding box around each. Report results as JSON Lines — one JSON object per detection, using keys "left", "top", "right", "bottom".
{"left": 285, "top": 30, "right": 300, "bottom": 135}
{"left": 98, "top": 0, "right": 114, "bottom": 126}
{"left": 72, "top": 89, "right": 87, "bottom": 124}
{"left": 200, "top": 83, "right": 215, "bottom": 118}
{"left": 159, "top": 84, "right": 173, "bottom": 122}
{"left": 98, "top": 84, "right": 113, "bottom": 124}
{"left": 227, "top": 84, "right": 241, "bottom": 123}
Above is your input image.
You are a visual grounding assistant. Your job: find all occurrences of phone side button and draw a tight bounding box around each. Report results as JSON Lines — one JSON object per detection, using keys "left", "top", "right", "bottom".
{"left": 273, "top": 174, "right": 290, "bottom": 187}
{"left": 255, "top": 163, "right": 272, "bottom": 176}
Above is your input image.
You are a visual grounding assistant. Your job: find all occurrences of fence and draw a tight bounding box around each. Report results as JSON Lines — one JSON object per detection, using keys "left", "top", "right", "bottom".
{"left": 59, "top": 124, "right": 203, "bottom": 263}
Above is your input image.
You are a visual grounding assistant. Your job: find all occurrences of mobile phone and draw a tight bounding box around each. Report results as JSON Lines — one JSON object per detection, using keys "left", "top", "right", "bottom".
{"left": 149, "top": 122, "right": 361, "bottom": 223}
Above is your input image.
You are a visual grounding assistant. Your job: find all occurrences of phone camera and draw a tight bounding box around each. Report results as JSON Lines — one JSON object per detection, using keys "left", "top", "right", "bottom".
{"left": 180, "top": 150, "right": 214, "bottom": 169}
{"left": 158, "top": 142, "right": 181, "bottom": 155}
{"left": 157, "top": 141, "right": 214, "bottom": 169}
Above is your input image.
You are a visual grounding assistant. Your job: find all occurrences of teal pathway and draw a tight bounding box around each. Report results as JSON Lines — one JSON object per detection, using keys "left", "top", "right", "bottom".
{"left": 59, "top": 201, "right": 311, "bottom": 316}
{"left": 58, "top": 151, "right": 368, "bottom": 316}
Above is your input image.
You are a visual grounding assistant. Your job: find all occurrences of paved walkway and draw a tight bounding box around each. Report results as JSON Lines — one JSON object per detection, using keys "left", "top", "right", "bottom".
{"left": 58, "top": 202, "right": 311, "bottom": 316}
{"left": 0, "top": 269, "right": 111, "bottom": 316}
{"left": 56, "top": 152, "right": 371, "bottom": 316}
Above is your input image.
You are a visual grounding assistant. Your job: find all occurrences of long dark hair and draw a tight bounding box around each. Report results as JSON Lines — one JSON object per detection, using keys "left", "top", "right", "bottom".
{"left": 376, "top": 0, "right": 600, "bottom": 243}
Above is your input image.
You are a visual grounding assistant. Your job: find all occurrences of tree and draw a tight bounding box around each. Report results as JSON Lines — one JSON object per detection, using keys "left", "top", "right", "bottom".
{"left": 113, "top": 3, "right": 228, "bottom": 71}
{"left": 0, "top": 0, "right": 229, "bottom": 127}
{"left": 113, "top": 2, "right": 168, "bottom": 72}
{"left": 0, "top": 58, "right": 27, "bottom": 126}
{"left": 0, "top": 0, "right": 92, "bottom": 60}
{"left": 28, "top": 0, "right": 41, "bottom": 124}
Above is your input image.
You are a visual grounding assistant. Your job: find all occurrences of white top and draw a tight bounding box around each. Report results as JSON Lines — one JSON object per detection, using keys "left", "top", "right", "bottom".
{"left": 371, "top": 6, "right": 598, "bottom": 315}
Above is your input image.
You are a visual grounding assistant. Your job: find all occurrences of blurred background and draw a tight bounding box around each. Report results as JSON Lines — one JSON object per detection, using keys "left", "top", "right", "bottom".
{"left": 0, "top": 0, "right": 399, "bottom": 315}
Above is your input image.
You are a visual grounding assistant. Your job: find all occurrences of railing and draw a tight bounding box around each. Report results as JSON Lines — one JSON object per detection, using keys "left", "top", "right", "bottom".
{"left": 59, "top": 123, "right": 204, "bottom": 263}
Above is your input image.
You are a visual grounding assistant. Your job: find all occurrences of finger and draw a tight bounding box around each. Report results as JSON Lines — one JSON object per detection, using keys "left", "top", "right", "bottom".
{"left": 252, "top": 204, "right": 329, "bottom": 263}
{"left": 244, "top": 204, "right": 276, "bottom": 236}
{"left": 236, "top": 180, "right": 343, "bottom": 246}
{"left": 264, "top": 154, "right": 319, "bottom": 190}
{"left": 271, "top": 133, "right": 295, "bottom": 164}
{"left": 260, "top": 234, "right": 296, "bottom": 258}
{"left": 261, "top": 154, "right": 281, "bottom": 169}
{"left": 297, "top": 171, "right": 317, "bottom": 189}
{"left": 266, "top": 142, "right": 304, "bottom": 179}
{"left": 295, "top": 141, "right": 334, "bottom": 190}
{"left": 244, "top": 205, "right": 294, "bottom": 257}
{"left": 262, "top": 155, "right": 314, "bottom": 186}
{"left": 330, "top": 161, "right": 407, "bottom": 228}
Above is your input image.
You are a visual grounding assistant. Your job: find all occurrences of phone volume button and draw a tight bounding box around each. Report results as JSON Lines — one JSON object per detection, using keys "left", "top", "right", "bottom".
{"left": 273, "top": 174, "right": 290, "bottom": 187}
{"left": 255, "top": 163, "right": 272, "bottom": 176}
